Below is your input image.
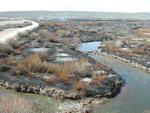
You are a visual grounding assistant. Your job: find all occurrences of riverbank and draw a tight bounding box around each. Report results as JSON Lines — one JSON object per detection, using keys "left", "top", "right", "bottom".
{"left": 98, "top": 51, "right": 150, "bottom": 72}
{"left": 94, "top": 33, "right": 150, "bottom": 73}
{"left": 83, "top": 49, "right": 150, "bottom": 73}
{"left": 95, "top": 51, "right": 150, "bottom": 72}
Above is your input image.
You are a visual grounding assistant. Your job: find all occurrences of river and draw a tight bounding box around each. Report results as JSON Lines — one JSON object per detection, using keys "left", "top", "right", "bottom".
{"left": 77, "top": 41, "right": 150, "bottom": 113}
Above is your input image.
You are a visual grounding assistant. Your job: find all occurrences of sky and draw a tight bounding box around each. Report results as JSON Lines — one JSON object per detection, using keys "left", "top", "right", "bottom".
{"left": 0, "top": 0, "right": 150, "bottom": 13}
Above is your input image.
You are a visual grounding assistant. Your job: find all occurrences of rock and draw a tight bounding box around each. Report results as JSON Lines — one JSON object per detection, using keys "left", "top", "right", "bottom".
{"left": 0, "top": 65, "right": 10, "bottom": 72}
{"left": 43, "top": 42, "right": 52, "bottom": 48}
{"left": 30, "top": 48, "right": 49, "bottom": 53}
{"left": 2, "top": 45, "right": 14, "bottom": 54}
{"left": 31, "top": 40, "right": 39, "bottom": 48}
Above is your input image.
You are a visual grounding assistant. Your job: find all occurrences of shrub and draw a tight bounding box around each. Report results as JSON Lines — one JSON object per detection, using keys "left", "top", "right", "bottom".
{"left": 7, "top": 39, "right": 18, "bottom": 49}
{"left": 44, "top": 76, "right": 57, "bottom": 84}
{"left": 63, "top": 38, "right": 81, "bottom": 49}
{"left": 73, "top": 81, "right": 86, "bottom": 90}
{"left": 56, "top": 29, "right": 70, "bottom": 37}
{"left": 42, "top": 62, "right": 61, "bottom": 73}
{"left": 43, "top": 42, "right": 51, "bottom": 48}
{"left": 56, "top": 70, "right": 69, "bottom": 82}
{"left": 80, "top": 28, "right": 97, "bottom": 33}
{"left": 132, "top": 47, "right": 146, "bottom": 54}
{"left": 38, "top": 29, "right": 57, "bottom": 42}
{"left": 12, "top": 56, "right": 91, "bottom": 82}
{"left": 81, "top": 21, "right": 102, "bottom": 26}
{"left": 28, "top": 33, "right": 38, "bottom": 39}
{"left": 40, "top": 21, "right": 63, "bottom": 27}
{"left": 0, "top": 43, "right": 14, "bottom": 54}
{"left": 6, "top": 56, "right": 16, "bottom": 65}
{"left": 92, "top": 74, "right": 107, "bottom": 84}
{"left": 17, "top": 31, "right": 29, "bottom": 38}
{"left": 11, "top": 54, "right": 44, "bottom": 75}
{"left": 0, "top": 58, "right": 5, "bottom": 65}
{"left": 38, "top": 29, "right": 48, "bottom": 36}
{"left": 93, "top": 62, "right": 112, "bottom": 73}
{"left": 43, "top": 58, "right": 90, "bottom": 77}
{"left": 133, "top": 28, "right": 150, "bottom": 38}
{"left": 37, "top": 51, "right": 48, "bottom": 61}
{"left": 62, "top": 58, "right": 91, "bottom": 76}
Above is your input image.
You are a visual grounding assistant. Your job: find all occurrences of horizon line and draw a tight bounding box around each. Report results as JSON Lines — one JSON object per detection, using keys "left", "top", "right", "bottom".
{"left": 0, "top": 10, "right": 149, "bottom": 14}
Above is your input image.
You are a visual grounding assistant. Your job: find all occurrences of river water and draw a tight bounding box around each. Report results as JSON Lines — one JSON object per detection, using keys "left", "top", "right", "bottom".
{"left": 77, "top": 41, "right": 150, "bottom": 113}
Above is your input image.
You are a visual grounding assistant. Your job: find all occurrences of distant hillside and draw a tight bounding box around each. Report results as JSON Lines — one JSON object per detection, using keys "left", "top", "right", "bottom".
{"left": 0, "top": 11, "right": 150, "bottom": 20}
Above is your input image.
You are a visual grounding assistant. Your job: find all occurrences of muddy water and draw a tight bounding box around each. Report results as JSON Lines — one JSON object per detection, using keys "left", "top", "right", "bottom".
{"left": 92, "top": 54, "right": 150, "bottom": 113}
{"left": 77, "top": 41, "right": 150, "bottom": 113}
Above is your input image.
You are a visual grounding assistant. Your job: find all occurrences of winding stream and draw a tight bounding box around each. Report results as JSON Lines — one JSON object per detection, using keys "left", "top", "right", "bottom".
{"left": 77, "top": 42, "right": 150, "bottom": 113}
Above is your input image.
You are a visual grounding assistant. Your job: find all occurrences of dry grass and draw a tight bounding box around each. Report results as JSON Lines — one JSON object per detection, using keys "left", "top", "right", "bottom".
{"left": 7, "top": 39, "right": 18, "bottom": 49}
{"left": 72, "top": 80, "right": 86, "bottom": 90}
{"left": 93, "top": 62, "right": 112, "bottom": 73}
{"left": 92, "top": 74, "right": 107, "bottom": 85}
{"left": 38, "top": 29, "right": 57, "bottom": 42}
{"left": 80, "top": 21, "right": 102, "bottom": 26}
{"left": 0, "top": 43, "right": 14, "bottom": 54}
{"left": 80, "top": 28, "right": 98, "bottom": 33}
{"left": 133, "top": 28, "right": 150, "bottom": 38}
{"left": 0, "top": 58, "right": 5, "bottom": 65}
{"left": 62, "top": 58, "right": 91, "bottom": 76}
{"left": 43, "top": 58, "right": 90, "bottom": 76}
{"left": 44, "top": 76, "right": 57, "bottom": 84}
{"left": 40, "top": 21, "right": 63, "bottom": 27}
{"left": 17, "top": 31, "right": 29, "bottom": 38}
{"left": 37, "top": 51, "right": 48, "bottom": 61}
{"left": 6, "top": 56, "right": 16, "bottom": 65}
{"left": 104, "top": 43, "right": 134, "bottom": 57}
{"left": 132, "top": 44, "right": 150, "bottom": 55}
{"left": 56, "top": 29, "right": 70, "bottom": 37}
{"left": 12, "top": 53, "right": 91, "bottom": 82}
{"left": 11, "top": 54, "right": 44, "bottom": 75}
{"left": 28, "top": 32, "right": 38, "bottom": 39}
{"left": 0, "top": 95, "right": 35, "bottom": 113}
{"left": 63, "top": 38, "right": 81, "bottom": 49}
{"left": 56, "top": 70, "right": 69, "bottom": 82}
{"left": 133, "top": 48, "right": 146, "bottom": 54}
{"left": 119, "top": 51, "right": 134, "bottom": 57}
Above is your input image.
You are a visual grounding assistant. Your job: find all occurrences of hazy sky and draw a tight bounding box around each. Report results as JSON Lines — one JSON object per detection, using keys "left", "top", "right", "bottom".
{"left": 1, "top": 0, "right": 150, "bottom": 13}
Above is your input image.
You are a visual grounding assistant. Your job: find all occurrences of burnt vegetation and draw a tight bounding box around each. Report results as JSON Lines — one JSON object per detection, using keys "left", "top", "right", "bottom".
{"left": 0, "top": 20, "right": 121, "bottom": 99}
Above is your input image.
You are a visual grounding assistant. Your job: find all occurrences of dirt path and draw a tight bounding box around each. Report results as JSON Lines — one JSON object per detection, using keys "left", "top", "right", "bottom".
{"left": 0, "top": 20, "right": 39, "bottom": 43}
